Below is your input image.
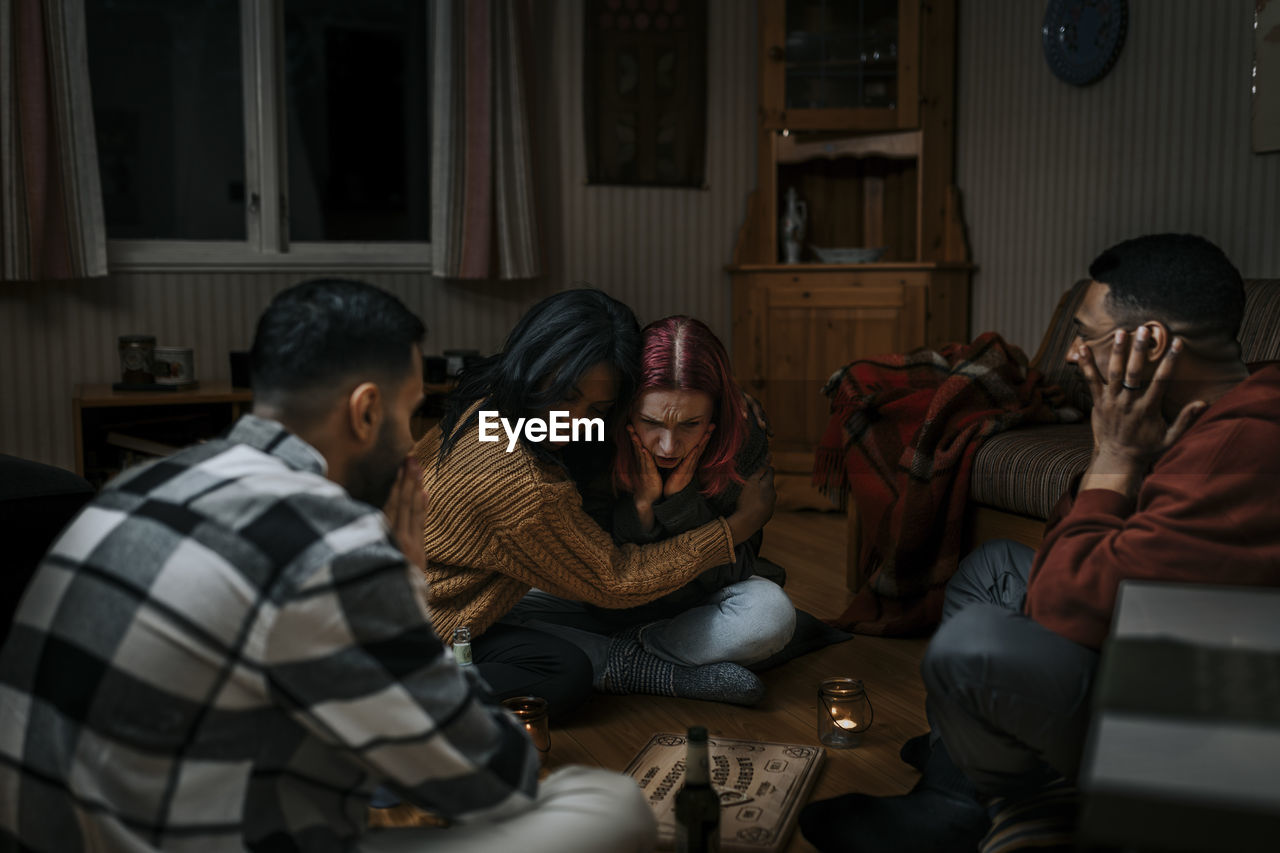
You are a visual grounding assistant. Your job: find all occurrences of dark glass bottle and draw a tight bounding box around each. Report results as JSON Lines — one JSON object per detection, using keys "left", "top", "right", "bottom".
{"left": 674, "top": 726, "right": 720, "bottom": 853}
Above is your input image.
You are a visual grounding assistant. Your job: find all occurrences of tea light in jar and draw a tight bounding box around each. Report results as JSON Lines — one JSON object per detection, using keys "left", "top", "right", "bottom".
{"left": 817, "top": 677, "right": 874, "bottom": 748}
{"left": 501, "top": 696, "right": 550, "bottom": 756}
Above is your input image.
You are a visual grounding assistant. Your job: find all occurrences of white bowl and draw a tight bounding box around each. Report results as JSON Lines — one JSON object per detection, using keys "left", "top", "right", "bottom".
{"left": 810, "top": 246, "right": 886, "bottom": 264}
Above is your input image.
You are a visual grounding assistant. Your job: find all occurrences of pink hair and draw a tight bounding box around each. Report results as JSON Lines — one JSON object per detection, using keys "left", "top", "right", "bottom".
{"left": 613, "top": 316, "right": 748, "bottom": 498}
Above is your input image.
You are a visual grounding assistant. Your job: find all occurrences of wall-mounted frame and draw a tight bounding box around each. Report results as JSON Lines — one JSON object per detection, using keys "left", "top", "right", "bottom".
{"left": 1255, "top": 0, "right": 1280, "bottom": 153}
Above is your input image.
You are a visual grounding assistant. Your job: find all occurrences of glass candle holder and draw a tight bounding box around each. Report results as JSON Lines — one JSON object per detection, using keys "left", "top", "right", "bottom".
{"left": 502, "top": 696, "right": 551, "bottom": 758}
{"left": 817, "top": 677, "right": 874, "bottom": 748}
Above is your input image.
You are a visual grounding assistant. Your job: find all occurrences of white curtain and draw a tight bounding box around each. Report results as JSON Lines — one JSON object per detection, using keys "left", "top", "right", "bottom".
{"left": 431, "top": 0, "right": 542, "bottom": 280}
{"left": 0, "top": 0, "right": 106, "bottom": 281}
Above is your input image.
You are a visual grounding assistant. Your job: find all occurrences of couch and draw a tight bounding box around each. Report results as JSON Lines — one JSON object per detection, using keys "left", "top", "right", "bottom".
{"left": 845, "top": 278, "right": 1280, "bottom": 592}
{"left": 0, "top": 455, "right": 95, "bottom": 641}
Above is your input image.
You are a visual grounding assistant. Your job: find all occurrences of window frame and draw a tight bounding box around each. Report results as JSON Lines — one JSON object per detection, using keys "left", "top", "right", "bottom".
{"left": 103, "top": 0, "right": 431, "bottom": 272}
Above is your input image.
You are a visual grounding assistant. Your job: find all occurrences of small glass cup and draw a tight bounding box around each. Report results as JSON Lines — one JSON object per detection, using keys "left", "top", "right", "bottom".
{"left": 502, "top": 696, "right": 551, "bottom": 758}
{"left": 817, "top": 677, "right": 874, "bottom": 748}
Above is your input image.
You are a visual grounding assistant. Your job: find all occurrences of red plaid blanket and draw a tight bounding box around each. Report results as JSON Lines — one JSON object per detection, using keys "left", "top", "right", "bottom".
{"left": 814, "top": 333, "right": 1080, "bottom": 636}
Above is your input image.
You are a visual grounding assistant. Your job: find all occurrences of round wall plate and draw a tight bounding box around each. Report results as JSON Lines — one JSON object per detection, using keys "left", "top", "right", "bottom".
{"left": 1042, "top": 0, "right": 1128, "bottom": 86}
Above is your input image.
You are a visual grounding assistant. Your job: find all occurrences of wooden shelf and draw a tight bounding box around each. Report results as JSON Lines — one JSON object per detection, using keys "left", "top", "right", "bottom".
{"left": 72, "top": 382, "right": 253, "bottom": 486}
{"left": 775, "top": 129, "right": 921, "bottom": 163}
{"left": 74, "top": 381, "right": 253, "bottom": 408}
{"left": 729, "top": 261, "right": 974, "bottom": 273}
{"left": 422, "top": 381, "right": 456, "bottom": 396}
{"left": 77, "top": 380, "right": 452, "bottom": 406}
{"left": 73, "top": 380, "right": 456, "bottom": 485}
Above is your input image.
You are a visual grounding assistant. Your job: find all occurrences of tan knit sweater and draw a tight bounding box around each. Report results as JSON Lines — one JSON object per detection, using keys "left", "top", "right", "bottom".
{"left": 414, "top": 413, "right": 737, "bottom": 640}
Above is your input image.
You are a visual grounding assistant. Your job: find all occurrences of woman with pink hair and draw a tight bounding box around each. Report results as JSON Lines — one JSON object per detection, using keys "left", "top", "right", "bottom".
{"left": 510, "top": 316, "right": 795, "bottom": 701}
{"left": 600, "top": 315, "right": 795, "bottom": 668}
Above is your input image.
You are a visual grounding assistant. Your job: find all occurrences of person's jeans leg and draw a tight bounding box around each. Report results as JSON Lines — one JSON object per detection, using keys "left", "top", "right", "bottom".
{"left": 508, "top": 581, "right": 797, "bottom": 670}
{"left": 638, "top": 577, "right": 796, "bottom": 667}
{"left": 360, "top": 766, "right": 657, "bottom": 853}
{"left": 941, "top": 538, "right": 1036, "bottom": 622}
{"left": 922, "top": 603, "right": 1100, "bottom": 797}
{"left": 920, "top": 539, "right": 1037, "bottom": 752}
{"left": 471, "top": 624, "right": 595, "bottom": 720}
{"left": 501, "top": 590, "right": 618, "bottom": 680}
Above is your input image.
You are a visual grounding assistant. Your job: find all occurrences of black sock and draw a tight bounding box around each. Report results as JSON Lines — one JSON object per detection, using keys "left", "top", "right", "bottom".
{"left": 916, "top": 739, "right": 979, "bottom": 802}
{"left": 799, "top": 741, "right": 986, "bottom": 853}
{"left": 899, "top": 732, "right": 932, "bottom": 771}
{"left": 799, "top": 789, "right": 988, "bottom": 853}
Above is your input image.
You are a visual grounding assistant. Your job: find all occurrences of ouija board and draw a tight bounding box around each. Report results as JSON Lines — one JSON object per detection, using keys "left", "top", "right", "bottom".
{"left": 623, "top": 732, "right": 825, "bottom": 853}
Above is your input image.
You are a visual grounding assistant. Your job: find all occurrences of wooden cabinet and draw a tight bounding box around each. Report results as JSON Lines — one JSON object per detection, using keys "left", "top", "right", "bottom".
{"left": 731, "top": 0, "right": 970, "bottom": 481}
{"left": 731, "top": 264, "right": 969, "bottom": 475}
{"left": 73, "top": 381, "right": 455, "bottom": 489}
{"left": 738, "top": 0, "right": 964, "bottom": 267}
{"left": 73, "top": 383, "right": 252, "bottom": 487}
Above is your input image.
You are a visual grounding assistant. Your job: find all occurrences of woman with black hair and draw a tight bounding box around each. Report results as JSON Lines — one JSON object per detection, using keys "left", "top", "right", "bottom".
{"left": 415, "top": 289, "right": 776, "bottom": 717}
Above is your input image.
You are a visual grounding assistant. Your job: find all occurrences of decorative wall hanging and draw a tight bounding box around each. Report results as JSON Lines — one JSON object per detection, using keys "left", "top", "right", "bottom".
{"left": 1041, "top": 0, "right": 1128, "bottom": 87}
{"left": 584, "top": 0, "right": 707, "bottom": 187}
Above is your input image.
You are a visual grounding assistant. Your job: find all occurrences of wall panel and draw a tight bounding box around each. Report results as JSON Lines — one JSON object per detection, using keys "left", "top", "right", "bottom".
{"left": 0, "top": 0, "right": 758, "bottom": 470}
{"left": 957, "top": 0, "right": 1280, "bottom": 353}
{"left": 546, "top": 0, "right": 757, "bottom": 333}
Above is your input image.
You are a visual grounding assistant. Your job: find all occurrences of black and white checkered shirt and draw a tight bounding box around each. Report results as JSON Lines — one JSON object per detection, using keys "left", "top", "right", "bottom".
{"left": 0, "top": 415, "right": 538, "bottom": 851}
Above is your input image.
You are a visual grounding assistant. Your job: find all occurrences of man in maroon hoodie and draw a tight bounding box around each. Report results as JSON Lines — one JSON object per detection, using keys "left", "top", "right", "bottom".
{"left": 801, "top": 234, "right": 1280, "bottom": 853}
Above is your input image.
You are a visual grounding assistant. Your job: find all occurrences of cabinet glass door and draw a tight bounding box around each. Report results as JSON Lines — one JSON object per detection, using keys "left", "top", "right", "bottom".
{"left": 760, "top": 0, "right": 917, "bottom": 131}
{"left": 784, "top": 0, "right": 898, "bottom": 111}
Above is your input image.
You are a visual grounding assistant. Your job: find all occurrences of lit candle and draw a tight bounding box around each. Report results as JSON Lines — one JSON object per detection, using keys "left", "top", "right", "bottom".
{"left": 818, "top": 677, "right": 872, "bottom": 748}
{"left": 502, "top": 696, "right": 551, "bottom": 755}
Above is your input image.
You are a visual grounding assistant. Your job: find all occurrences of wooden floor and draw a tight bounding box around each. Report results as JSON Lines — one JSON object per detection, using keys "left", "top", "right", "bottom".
{"left": 544, "top": 509, "right": 930, "bottom": 852}
{"left": 374, "top": 509, "right": 931, "bottom": 850}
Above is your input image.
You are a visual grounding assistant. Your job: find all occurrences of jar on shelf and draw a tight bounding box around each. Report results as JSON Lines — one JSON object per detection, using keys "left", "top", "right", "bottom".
{"left": 118, "top": 335, "right": 156, "bottom": 385}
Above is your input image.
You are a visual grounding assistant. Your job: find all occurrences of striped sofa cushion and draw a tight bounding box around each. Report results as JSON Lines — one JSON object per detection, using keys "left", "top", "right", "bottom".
{"left": 970, "top": 424, "right": 1094, "bottom": 518}
{"left": 972, "top": 279, "right": 1280, "bottom": 520}
{"left": 1241, "top": 279, "right": 1280, "bottom": 363}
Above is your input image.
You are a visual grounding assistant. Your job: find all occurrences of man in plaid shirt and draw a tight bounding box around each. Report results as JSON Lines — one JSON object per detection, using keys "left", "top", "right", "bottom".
{"left": 0, "top": 280, "right": 655, "bottom": 852}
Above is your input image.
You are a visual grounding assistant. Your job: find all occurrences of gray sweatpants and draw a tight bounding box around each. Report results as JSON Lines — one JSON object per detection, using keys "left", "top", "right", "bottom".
{"left": 922, "top": 539, "right": 1100, "bottom": 797}
{"left": 360, "top": 767, "right": 656, "bottom": 853}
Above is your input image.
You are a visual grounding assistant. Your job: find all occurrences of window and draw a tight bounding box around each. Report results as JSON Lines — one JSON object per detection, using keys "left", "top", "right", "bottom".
{"left": 85, "top": 0, "right": 430, "bottom": 270}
